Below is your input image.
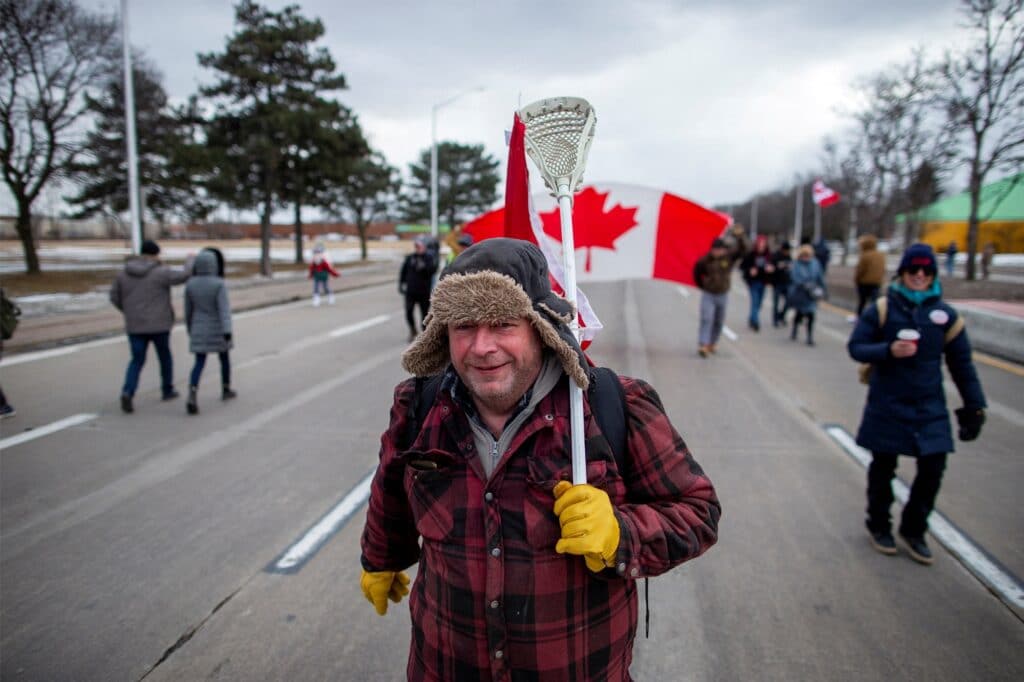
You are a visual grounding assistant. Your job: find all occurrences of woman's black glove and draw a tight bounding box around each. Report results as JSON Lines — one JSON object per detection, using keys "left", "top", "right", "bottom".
{"left": 224, "top": 333, "right": 232, "bottom": 342}
{"left": 955, "top": 407, "right": 985, "bottom": 441}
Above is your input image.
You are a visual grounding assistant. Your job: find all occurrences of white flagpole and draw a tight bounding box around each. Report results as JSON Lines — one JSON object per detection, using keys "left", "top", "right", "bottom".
{"left": 121, "top": 0, "right": 141, "bottom": 255}
{"left": 556, "top": 184, "right": 587, "bottom": 485}
{"left": 792, "top": 181, "right": 803, "bottom": 246}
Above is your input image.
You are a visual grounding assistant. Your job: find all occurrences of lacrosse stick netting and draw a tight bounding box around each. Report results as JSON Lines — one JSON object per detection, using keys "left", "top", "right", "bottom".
{"left": 518, "top": 97, "right": 596, "bottom": 196}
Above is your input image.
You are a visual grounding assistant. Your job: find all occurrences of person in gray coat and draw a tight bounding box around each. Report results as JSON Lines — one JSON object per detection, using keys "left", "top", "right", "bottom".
{"left": 110, "top": 239, "right": 191, "bottom": 413}
{"left": 184, "top": 248, "right": 236, "bottom": 415}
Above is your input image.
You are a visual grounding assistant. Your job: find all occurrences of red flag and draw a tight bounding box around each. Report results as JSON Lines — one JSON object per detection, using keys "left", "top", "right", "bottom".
{"left": 812, "top": 179, "right": 840, "bottom": 208}
{"left": 466, "top": 182, "right": 732, "bottom": 287}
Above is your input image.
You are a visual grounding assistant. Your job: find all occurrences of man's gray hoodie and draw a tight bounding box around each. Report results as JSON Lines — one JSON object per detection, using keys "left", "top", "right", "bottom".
{"left": 110, "top": 256, "right": 190, "bottom": 334}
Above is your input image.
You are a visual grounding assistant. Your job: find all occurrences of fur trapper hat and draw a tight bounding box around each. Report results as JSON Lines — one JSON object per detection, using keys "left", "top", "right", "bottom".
{"left": 401, "top": 238, "right": 589, "bottom": 389}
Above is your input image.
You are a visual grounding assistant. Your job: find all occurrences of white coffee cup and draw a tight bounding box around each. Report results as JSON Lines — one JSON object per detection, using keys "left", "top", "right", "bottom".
{"left": 897, "top": 329, "right": 921, "bottom": 346}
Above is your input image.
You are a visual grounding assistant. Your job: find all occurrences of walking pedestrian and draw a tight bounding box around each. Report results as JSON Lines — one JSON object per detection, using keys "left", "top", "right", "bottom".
{"left": 848, "top": 243, "right": 986, "bottom": 564}
{"left": 109, "top": 240, "right": 192, "bottom": 413}
{"left": 945, "top": 240, "right": 958, "bottom": 277}
{"left": 360, "top": 238, "right": 720, "bottom": 680}
{"left": 788, "top": 244, "right": 827, "bottom": 346}
{"left": 692, "top": 227, "right": 747, "bottom": 357}
{"left": 308, "top": 243, "right": 340, "bottom": 306}
{"left": 981, "top": 242, "right": 996, "bottom": 280}
{"left": 770, "top": 241, "right": 792, "bottom": 327}
{"left": 813, "top": 237, "right": 831, "bottom": 274}
{"left": 854, "top": 234, "right": 887, "bottom": 316}
{"left": 0, "top": 287, "right": 20, "bottom": 418}
{"left": 399, "top": 236, "right": 437, "bottom": 342}
{"left": 183, "top": 249, "right": 236, "bottom": 415}
{"left": 740, "top": 235, "right": 774, "bottom": 331}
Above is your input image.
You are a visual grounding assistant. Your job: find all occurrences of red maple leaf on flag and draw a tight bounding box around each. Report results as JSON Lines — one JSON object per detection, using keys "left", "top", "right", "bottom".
{"left": 539, "top": 187, "right": 639, "bottom": 272}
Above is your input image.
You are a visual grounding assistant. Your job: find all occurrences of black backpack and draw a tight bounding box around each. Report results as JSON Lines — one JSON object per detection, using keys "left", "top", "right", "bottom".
{"left": 405, "top": 366, "right": 628, "bottom": 473}
{"left": 1, "top": 289, "right": 21, "bottom": 341}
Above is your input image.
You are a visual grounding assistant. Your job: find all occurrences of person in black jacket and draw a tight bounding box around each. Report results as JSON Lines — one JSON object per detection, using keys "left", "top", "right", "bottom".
{"left": 770, "top": 241, "right": 792, "bottom": 327}
{"left": 847, "top": 243, "right": 986, "bottom": 565}
{"left": 739, "top": 235, "right": 774, "bottom": 331}
{"left": 399, "top": 236, "right": 438, "bottom": 341}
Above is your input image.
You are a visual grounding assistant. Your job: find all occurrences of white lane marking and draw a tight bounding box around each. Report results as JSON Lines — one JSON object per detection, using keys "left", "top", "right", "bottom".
{"left": 234, "top": 314, "right": 394, "bottom": 371}
{"left": 273, "top": 469, "right": 376, "bottom": 572}
{"left": 676, "top": 285, "right": 691, "bottom": 300}
{"left": 329, "top": 315, "right": 390, "bottom": 338}
{"left": 0, "top": 346, "right": 78, "bottom": 367}
{"left": 0, "top": 346, "right": 401, "bottom": 556}
{"left": 722, "top": 326, "right": 738, "bottom": 342}
{"left": 0, "top": 285, "right": 386, "bottom": 367}
{"left": 0, "top": 413, "right": 98, "bottom": 450}
{"left": 825, "top": 425, "right": 1024, "bottom": 610}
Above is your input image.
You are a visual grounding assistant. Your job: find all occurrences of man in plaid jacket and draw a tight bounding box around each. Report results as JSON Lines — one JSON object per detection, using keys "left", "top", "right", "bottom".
{"left": 360, "top": 238, "right": 721, "bottom": 681}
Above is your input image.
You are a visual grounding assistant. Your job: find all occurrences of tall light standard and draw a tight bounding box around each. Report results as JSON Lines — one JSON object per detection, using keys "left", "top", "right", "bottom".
{"left": 121, "top": 0, "right": 141, "bottom": 254}
{"left": 430, "top": 86, "right": 484, "bottom": 238}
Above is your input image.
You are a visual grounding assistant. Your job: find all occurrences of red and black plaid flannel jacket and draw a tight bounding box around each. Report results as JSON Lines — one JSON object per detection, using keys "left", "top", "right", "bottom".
{"left": 361, "top": 373, "right": 720, "bottom": 681}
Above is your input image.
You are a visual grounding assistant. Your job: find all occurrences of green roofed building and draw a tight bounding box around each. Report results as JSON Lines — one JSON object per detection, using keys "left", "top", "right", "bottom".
{"left": 898, "top": 172, "right": 1024, "bottom": 253}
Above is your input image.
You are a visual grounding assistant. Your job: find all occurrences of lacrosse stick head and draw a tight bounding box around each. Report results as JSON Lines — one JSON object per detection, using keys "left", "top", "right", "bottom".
{"left": 518, "top": 97, "right": 596, "bottom": 197}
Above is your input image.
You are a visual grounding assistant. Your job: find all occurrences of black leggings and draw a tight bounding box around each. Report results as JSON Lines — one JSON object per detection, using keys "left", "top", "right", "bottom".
{"left": 190, "top": 352, "right": 230, "bottom": 388}
{"left": 856, "top": 284, "right": 880, "bottom": 316}
{"left": 866, "top": 452, "right": 947, "bottom": 537}
{"left": 791, "top": 312, "right": 815, "bottom": 340}
{"left": 405, "top": 294, "right": 430, "bottom": 332}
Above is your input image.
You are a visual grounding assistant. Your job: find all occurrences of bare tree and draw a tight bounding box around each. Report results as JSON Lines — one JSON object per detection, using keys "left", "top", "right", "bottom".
{"left": 937, "top": 0, "right": 1024, "bottom": 279}
{"left": 327, "top": 151, "right": 400, "bottom": 261}
{"left": 0, "top": 0, "right": 118, "bottom": 273}
{"left": 847, "top": 50, "right": 957, "bottom": 246}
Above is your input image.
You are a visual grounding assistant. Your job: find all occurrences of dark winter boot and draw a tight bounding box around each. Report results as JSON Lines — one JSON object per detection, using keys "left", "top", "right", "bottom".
{"left": 221, "top": 385, "right": 237, "bottom": 401}
{"left": 790, "top": 319, "right": 798, "bottom": 341}
{"left": 186, "top": 386, "right": 199, "bottom": 415}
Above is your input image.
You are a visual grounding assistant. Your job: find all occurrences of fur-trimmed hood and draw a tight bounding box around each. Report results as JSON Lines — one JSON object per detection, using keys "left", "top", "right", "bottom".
{"left": 401, "top": 238, "right": 589, "bottom": 389}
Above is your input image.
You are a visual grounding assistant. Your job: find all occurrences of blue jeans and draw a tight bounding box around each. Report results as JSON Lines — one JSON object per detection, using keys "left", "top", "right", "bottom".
{"left": 771, "top": 284, "right": 788, "bottom": 324}
{"left": 747, "top": 281, "right": 765, "bottom": 327}
{"left": 122, "top": 332, "right": 174, "bottom": 397}
{"left": 189, "top": 352, "right": 231, "bottom": 388}
{"left": 312, "top": 279, "right": 331, "bottom": 295}
{"left": 698, "top": 292, "right": 728, "bottom": 346}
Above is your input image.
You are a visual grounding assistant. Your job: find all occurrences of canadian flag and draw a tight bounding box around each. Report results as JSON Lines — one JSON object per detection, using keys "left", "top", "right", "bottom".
{"left": 812, "top": 179, "right": 840, "bottom": 208}
{"left": 500, "top": 113, "right": 603, "bottom": 343}
{"left": 464, "top": 119, "right": 732, "bottom": 290}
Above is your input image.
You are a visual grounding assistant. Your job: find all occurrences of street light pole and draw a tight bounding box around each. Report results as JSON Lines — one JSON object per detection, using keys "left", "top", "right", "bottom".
{"left": 430, "top": 86, "right": 484, "bottom": 238}
{"left": 121, "top": 0, "right": 141, "bottom": 254}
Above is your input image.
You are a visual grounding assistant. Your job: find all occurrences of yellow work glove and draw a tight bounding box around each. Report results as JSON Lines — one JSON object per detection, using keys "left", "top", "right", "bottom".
{"left": 553, "top": 481, "right": 621, "bottom": 573}
{"left": 360, "top": 569, "right": 410, "bottom": 615}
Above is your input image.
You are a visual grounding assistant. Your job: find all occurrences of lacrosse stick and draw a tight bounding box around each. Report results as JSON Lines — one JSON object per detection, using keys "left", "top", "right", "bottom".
{"left": 518, "top": 96, "right": 596, "bottom": 485}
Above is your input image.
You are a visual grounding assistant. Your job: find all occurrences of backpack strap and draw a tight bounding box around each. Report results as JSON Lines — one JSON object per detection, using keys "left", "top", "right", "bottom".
{"left": 587, "top": 367, "right": 628, "bottom": 476}
{"left": 875, "top": 296, "right": 888, "bottom": 327}
{"left": 403, "top": 374, "right": 443, "bottom": 450}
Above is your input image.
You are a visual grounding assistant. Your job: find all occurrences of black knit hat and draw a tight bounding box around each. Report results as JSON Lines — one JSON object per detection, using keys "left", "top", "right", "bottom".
{"left": 401, "top": 238, "right": 589, "bottom": 389}
{"left": 898, "top": 243, "right": 938, "bottom": 275}
{"left": 140, "top": 239, "right": 160, "bottom": 255}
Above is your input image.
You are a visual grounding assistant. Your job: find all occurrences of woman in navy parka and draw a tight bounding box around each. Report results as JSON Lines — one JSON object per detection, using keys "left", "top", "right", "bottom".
{"left": 847, "top": 243, "right": 986, "bottom": 565}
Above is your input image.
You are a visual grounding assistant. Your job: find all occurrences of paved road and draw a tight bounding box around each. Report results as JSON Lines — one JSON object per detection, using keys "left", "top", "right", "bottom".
{"left": 1, "top": 277, "right": 1022, "bottom": 680}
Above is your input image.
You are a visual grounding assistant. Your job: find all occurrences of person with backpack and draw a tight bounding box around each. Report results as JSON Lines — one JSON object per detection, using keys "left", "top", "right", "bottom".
{"left": 183, "top": 248, "right": 236, "bottom": 415}
{"left": 788, "top": 244, "right": 827, "bottom": 346}
{"left": 360, "top": 238, "right": 720, "bottom": 681}
{"left": 847, "top": 243, "right": 986, "bottom": 565}
{"left": 0, "top": 288, "right": 20, "bottom": 418}
{"left": 109, "top": 240, "right": 192, "bottom": 414}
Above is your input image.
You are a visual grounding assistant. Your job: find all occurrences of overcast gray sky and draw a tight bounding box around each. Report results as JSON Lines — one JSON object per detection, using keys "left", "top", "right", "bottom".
{"left": 16, "top": 0, "right": 969, "bottom": 218}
